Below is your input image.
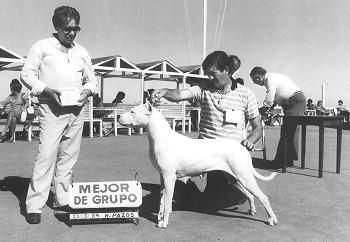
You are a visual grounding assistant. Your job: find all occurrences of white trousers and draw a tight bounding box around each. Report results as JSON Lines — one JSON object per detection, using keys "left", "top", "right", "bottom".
{"left": 26, "top": 103, "right": 84, "bottom": 213}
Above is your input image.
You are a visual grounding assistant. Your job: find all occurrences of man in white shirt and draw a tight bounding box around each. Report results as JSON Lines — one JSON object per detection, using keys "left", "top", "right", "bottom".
{"left": 21, "top": 6, "right": 98, "bottom": 224}
{"left": 250, "top": 66, "right": 306, "bottom": 168}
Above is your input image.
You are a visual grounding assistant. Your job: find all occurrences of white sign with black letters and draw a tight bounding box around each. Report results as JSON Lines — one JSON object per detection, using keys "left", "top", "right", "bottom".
{"left": 69, "top": 181, "right": 142, "bottom": 209}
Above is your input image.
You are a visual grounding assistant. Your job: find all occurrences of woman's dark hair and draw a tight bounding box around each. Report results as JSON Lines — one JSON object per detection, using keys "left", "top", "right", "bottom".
{"left": 227, "top": 55, "right": 241, "bottom": 76}
{"left": 52, "top": 6, "right": 80, "bottom": 29}
{"left": 10, "top": 79, "right": 22, "bottom": 92}
{"left": 202, "top": 51, "right": 242, "bottom": 90}
{"left": 202, "top": 51, "right": 229, "bottom": 72}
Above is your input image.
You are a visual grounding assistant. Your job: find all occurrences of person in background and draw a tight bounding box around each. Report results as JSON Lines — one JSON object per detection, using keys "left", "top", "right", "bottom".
{"left": 151, "top": 51, "right": 262, "bottom": 208}
{"left": 112, "top": 91, "right": 126, "bottom": 104}
{"left": 250, "top": 66, "right": 306, "bottom": 168}
{"left": 20, "top": 6, "right": 98, "bottom": 224}
{"left": 306, "top": 99, "right": 316, "bottom": 110}
{"left": 315, "top": 100, "right": 331, "bottom": 115}
{"left": 0, "top": 79, "right": 29, "bottom": 142}
{"left": 335, "top": 100, "right": 349, "bottom": 122}
{"left": 143, "top": 91, "right": 150, "bottom": 104}
{"left": 235, "top": 78, "right": 244, "bottom": 86}
{"left": 147, "top": 88, "right": 155, "bottom": 96}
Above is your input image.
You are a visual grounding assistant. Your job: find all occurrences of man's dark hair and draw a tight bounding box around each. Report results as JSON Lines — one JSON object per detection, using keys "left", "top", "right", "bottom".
{"left": 250, "top": 66, "right": 266, "bottom": 77}
{"left": 202, "top": 51, "right": 229, "bottom": 72}
{"left": 52, "top": 6, "right": 80, "bottom": 29}
{"left": 227, "top": 55, "right": 241, "bottom": 76}
{"left": 10, "top": 79, "right": 22, "bottom": 92}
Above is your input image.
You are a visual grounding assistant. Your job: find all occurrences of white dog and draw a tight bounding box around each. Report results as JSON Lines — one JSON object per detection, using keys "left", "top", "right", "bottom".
{"left": 118, "top": 102, "right": 278, "bottom": 228}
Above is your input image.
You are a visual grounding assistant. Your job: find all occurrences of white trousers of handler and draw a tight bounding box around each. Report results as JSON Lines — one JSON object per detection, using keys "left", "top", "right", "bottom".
{"left": 26, "top": 103, "right": 84, "bottom": 214}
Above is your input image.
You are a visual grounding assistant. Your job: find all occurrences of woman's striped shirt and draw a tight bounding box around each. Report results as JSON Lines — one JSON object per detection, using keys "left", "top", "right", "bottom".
{"left": 188, "top": 84, "right": 259, "bottom": 141}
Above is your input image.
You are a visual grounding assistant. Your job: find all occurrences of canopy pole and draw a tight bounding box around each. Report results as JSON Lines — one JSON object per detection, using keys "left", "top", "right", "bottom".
{"left": 100, "top": 75, "right": 104, "bottom": 103}
{"left": 182, "top": 76, "right": 187, "bottom": 133}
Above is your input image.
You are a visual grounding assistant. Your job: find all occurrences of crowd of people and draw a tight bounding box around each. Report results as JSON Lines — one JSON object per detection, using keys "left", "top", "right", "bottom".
{"left": 305, "top": 98, "right": 349, "bottom": 121}
{"left": 0, "top": 5, "right": 349, "bottom": 226}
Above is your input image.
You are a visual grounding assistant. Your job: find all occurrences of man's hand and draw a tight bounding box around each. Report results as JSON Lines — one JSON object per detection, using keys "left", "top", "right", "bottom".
{"left": 78, "top": 89, "right": 92, "bottom": 106}
{"left": 150, "top": 89, "right": 168, "bottom": 106}
{"left": 241, "top": 139, "right": 255, "bottom": 151}
{"left": 43, "top": 87, "right": 62, "bottom": 106}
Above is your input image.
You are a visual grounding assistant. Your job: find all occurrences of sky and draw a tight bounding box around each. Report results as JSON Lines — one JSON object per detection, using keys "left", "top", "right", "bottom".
{"left": 1, "top": 0, "right": 350, "bottom": 107}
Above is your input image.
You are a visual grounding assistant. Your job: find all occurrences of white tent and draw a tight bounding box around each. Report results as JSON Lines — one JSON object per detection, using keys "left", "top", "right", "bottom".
{"left": 0, "top": 44, "right": 208, "bottom": 133}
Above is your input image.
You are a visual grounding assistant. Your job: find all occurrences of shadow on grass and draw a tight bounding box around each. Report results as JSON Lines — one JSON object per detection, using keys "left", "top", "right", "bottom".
{"left": 140, "top": 180, "right": 267, "bottom": 226}
{"left": 0, "top": 176, "right": 30, "bottom": 216}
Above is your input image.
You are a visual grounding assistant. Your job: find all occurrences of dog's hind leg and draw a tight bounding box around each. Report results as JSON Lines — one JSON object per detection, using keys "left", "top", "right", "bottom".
{"left": 157, "top": 173, "right": 176, "bottom": 228}
{"left": 234, "top": 182, "right": 256, "bottom": 215}
{"left": 238, "top": 176, "right": 278, "bottom": 226}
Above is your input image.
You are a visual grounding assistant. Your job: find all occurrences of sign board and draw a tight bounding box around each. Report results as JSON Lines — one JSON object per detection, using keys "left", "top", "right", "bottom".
{"left": 69, "top": 181, "right": 142, "bottom": 209}
{"left": 59, "top": 87, "right": 81, "bottom": 106}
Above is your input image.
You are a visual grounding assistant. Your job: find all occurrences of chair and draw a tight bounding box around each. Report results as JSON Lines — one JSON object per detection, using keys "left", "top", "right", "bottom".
{"left": 157, "top": 104, "right": 192, "bottom": 133}
{"left": 0, "top": 105, "right": 39, "bottom": 142}
{"left": 83, "top": 96, "right": 103, "bottom": 138}
{"left": 305, "top": 109, "right": 316, "bottom": 116}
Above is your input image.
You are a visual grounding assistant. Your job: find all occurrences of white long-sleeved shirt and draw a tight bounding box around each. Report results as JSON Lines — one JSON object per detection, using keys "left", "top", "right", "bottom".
{"left": 20, "top": 36, "right": 98, "bottom": 102}
{"left": 263, "top": 73, "right": 301, "bottom": 106}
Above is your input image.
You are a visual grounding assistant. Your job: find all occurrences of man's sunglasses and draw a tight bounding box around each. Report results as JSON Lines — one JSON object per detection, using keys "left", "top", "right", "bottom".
{"left": 62, "top": 26, "right": 81, "bottom": 34}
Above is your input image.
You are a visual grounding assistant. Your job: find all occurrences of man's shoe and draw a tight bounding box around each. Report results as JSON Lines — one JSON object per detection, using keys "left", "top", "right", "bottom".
{"left": 26, "top": 213, "right": 41, "bottom": 224}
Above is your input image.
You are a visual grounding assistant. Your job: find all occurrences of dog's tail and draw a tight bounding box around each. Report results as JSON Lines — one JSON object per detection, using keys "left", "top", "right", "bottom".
{"left": 252, "top": 168, "right": 277, "bottom": 181}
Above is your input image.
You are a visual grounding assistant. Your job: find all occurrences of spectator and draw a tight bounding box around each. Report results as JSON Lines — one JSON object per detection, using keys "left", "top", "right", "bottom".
{"left": 20, "top": 6, "right": 97, "bottom": 224}
{"left": 306, "top": 99, "right": 316, "bottom": 110}
{"left": 143, "top": 91, "right": 150, "bottom": 104}
{"left": 250, "top": 66, "right": 306, "bottom": 168}
{"left": 235, "top": 78, "right": 244, "bottom": 86}
{"left": 112, "top": 91, "right": 126, "bottom": 104}
{"left": 336, "top": 100, "right": 349, "bottom": 122}
{"left": 315, "top": 100, "right": 331, "bottom": 115}
{"left": 0, "top": 79, "right": 29, "bottom": 142}
{"left": 147, "top": 89, "right": 155, "bottom": 96}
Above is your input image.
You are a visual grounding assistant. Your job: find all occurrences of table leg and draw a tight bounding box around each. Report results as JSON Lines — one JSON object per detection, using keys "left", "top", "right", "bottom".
{"left": 301, "top": 125, "right": 306, "bottom": 169}
{"left": 336, "top": 124, "right": 342, "bottom": 174}
{"left": 283, "top": 127, "right": 287, "bottom": 173}
{"left": 319, "top": 124, "right": 324, "bottom": 178}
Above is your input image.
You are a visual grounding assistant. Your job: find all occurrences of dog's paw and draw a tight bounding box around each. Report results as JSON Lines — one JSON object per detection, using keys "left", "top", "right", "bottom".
{"left": 156, "top": 221, "right": 168, "bottom": 229}
{"left": 267, "top": 217, "right": 278, "bottom": 226}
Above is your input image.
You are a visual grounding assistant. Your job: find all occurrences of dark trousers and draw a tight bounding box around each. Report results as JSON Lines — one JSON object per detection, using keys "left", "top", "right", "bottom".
{"left": 274, "top": 92, "right": 306, "bottom": 164}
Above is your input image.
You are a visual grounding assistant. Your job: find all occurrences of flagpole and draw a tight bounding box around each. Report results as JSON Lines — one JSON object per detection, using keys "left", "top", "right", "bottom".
{"left": 203, "top": 0, "right": 207, "bottom": 61}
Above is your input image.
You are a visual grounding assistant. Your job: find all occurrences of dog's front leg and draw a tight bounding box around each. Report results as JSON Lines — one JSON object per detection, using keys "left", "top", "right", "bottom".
{"left": 157, "top": 173, "right": 176, "bottom": 228}
{"left": 158, "top": 175, "right": 165, "bottom": 224}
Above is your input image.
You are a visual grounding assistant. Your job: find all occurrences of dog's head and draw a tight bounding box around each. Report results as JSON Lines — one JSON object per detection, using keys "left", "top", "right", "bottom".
{"left": 118, "top": 101, "right": 154, "bottom": 128}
